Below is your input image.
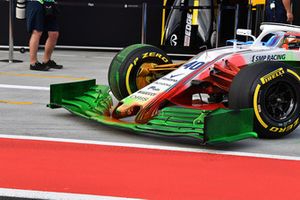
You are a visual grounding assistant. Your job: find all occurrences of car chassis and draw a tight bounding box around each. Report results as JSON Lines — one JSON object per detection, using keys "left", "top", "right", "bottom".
{"left": 48, "top": 23, "right": 300, "bottom": 144}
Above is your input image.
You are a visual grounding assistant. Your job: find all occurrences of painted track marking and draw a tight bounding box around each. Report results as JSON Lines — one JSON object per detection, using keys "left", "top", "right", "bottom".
{"left": 0, "top": 134, "right": 299, "bottom": 161}
{"left": 0, "top": 100, "right": 32, "bottom": 105}
{"left": 0, "top": 72, "right": 87, "bottom": 80}
{"left": 0, "top": 188, "right": 140, "bottom": 200}
{"left": 0, "top": 134, "right": 300, "bottom": 200}
{"left": 0, "top": 84, "right": 49, "bottom": 91}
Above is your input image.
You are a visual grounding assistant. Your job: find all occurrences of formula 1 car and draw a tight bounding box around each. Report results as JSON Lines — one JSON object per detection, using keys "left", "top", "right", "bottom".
{"left": 48, "top": 23, "right": 300, "bottom": 144}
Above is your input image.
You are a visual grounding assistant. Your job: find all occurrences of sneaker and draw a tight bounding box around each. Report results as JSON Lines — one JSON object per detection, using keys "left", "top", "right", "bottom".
{"left": 30, "top": 62, "right": 50, "bottom": 71}
{"left": 43, "top": 60, "right": 63, "bottom": 69}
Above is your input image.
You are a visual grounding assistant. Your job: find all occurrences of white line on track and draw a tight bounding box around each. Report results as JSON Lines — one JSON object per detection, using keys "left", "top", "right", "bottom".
{"left": 0, "top": 84, "right": 49, "bottom": 91}
{"left": 42, "top": 53, "right": 114, "bottom": 59}
{"left": 0, "top": 134, "right": 300, "bottom": 161}
{"left": 0, "top": 188, "right": 141, "bottom": 200}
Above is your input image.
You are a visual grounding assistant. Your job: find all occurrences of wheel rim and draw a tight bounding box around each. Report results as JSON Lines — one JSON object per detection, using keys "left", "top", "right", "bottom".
{"left": 136, "top": 63, "right": 158, "bottom": 90}
{"left": 264, "top": 81, "right": 297, "bottom": 122}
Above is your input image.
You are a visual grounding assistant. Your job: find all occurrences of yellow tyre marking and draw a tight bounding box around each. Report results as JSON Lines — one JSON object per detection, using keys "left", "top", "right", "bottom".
{"left": 0, "top": 100, "right": 32, "bottom": 105}
{"left": 125, "top": 64, "right": 134, "bottom": 95}
{"left": 253, "top": 84, "right": 268, "bottom": 128}
{"left": 260, "top": 68, "right": 284, "bottom": 85}
{"left": 287, "top": 69, "right": 300, "bottom": 81}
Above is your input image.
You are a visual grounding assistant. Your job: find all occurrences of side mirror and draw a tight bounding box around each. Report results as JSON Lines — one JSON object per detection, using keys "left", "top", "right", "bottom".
{"left": 236, "top": 29, "right": 256, "bottom": 41}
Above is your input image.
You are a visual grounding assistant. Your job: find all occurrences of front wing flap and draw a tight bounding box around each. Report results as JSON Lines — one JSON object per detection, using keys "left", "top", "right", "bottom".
{"left": 48, "top": 79, "right": 257, "bottom": 144}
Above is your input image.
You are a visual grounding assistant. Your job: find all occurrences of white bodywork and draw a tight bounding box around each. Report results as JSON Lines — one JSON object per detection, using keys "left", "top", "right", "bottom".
{"left": 118, "top": 23, "right": 300, "bottom": 110}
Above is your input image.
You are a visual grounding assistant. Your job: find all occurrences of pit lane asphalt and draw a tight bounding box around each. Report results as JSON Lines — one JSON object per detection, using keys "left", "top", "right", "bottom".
{"left": 0, "top": 49, "right": 299, "bottom": 157}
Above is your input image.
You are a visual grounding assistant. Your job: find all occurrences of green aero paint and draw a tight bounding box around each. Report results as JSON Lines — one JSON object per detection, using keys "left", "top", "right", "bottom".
{"left": 283, "top": 52, "right": 300, "bottom": 74}
{"left": 48, "top": 79, "right": 257, "bottom": 145}
{"left": 36, "top": 0, "right": 55, "bottom": 4}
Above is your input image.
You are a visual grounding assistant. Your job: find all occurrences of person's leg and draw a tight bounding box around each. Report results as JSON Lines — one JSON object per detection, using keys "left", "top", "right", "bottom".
{"left": 42, "top": 8, "right": 62, "bottom": 69}
{"left": 29, "top": 31, "right": 50, "bottom": 71}
{"left": 29, "top": 30, "right": 43, "bottom": 65}
{"left": 29, "top": 30, "right": 50, "bottom": 71}
{"left": 43, "top": 30, "right": 63, "bottom": 69}
{"left": 43, "top": 31, "right": 59, "bottom": 63}
{"left": 26, "top": 2, "right": 44, "bottom": 65}
{"left": 26, "top": 2, "right": 49, "bottom": 71}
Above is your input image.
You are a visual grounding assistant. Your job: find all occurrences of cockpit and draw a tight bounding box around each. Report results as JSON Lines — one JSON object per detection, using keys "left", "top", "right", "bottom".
{"left": 261, "top": 32, "right": 300, "bottom": 50}
{"left": 281, "top": 32, "right": 300, "bottom": 50}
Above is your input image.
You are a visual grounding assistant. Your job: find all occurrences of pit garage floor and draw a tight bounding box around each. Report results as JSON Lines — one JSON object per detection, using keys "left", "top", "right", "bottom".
{"left": 0, "top": 49, "right": 299, "bottom": 199}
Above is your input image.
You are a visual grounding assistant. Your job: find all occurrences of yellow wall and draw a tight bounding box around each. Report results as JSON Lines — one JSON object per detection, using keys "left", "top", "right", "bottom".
{"left": 250, "top": 0, "right": 266, "bottom": 5}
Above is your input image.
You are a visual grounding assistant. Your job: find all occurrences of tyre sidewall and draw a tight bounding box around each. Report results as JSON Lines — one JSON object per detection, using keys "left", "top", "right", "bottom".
{"left": 251, "top": 66, "right": 300, "bottom": 137}
{"left": 109, "top": 45, "right": 171, "bottom": 100}
{"left": 108, "top": 44, "right": 152, "bottom": 100}
{"left": 229, "top": 61, "right": 300, "bottom": 138}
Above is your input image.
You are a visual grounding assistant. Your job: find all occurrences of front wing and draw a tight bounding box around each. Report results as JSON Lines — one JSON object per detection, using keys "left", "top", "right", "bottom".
{"left": 48, "top": 79, "right": 257, "bottom": 144}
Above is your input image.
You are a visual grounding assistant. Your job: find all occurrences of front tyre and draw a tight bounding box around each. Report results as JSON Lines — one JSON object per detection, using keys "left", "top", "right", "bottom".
{"left": 108, "top": 44, "right": 172, "bottom": 100}
{"left": 229, "top": 61, "right": 300, "bottom": 138}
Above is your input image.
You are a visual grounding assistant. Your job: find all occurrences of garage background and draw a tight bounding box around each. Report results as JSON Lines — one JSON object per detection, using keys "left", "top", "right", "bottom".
{"left": 0, "top": 0, "right": 299, "bottom": 50}
{"left": 0, "top": 0, "right": 160, "bottom": 48}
